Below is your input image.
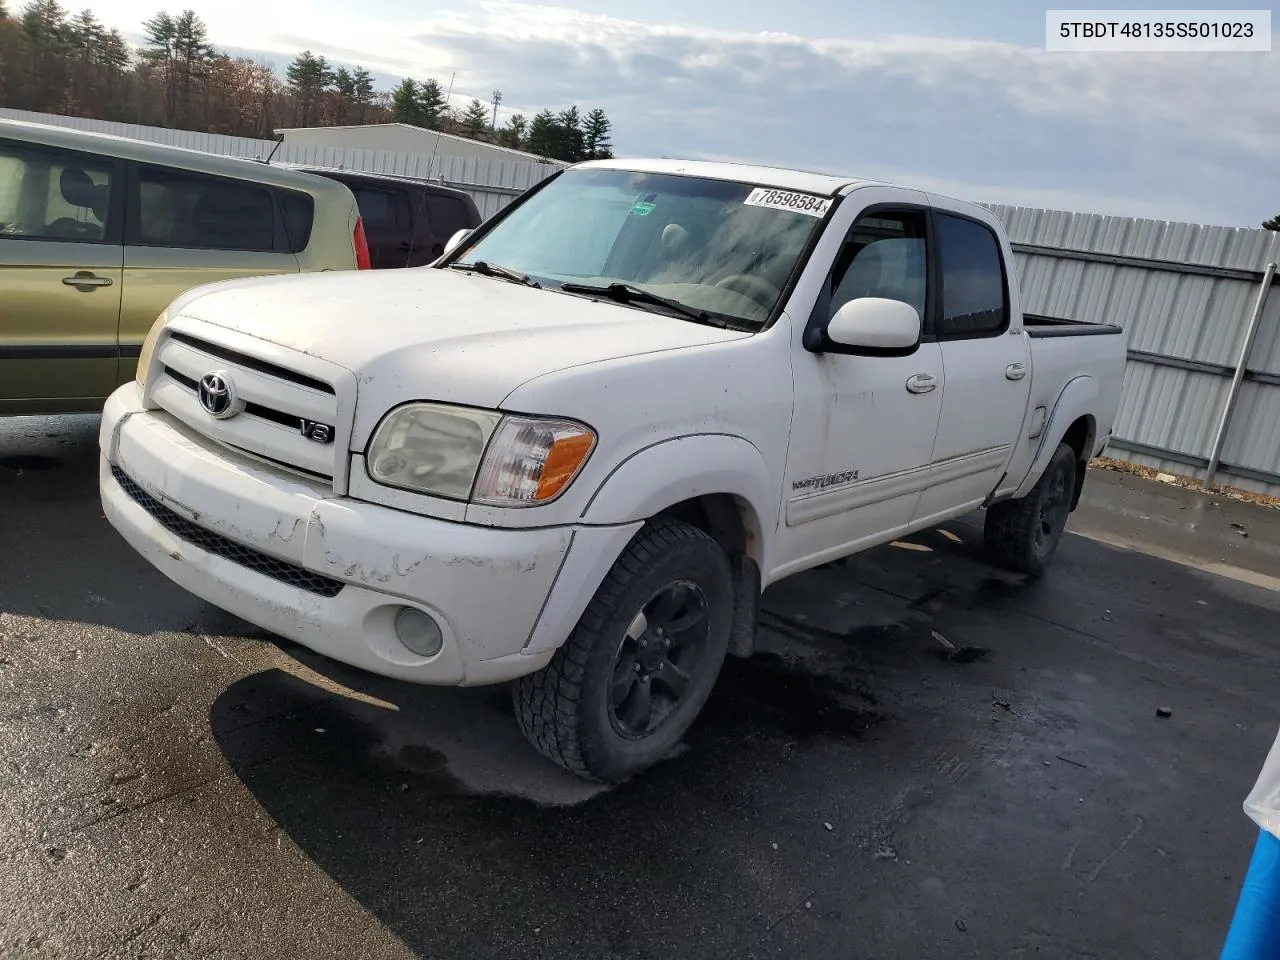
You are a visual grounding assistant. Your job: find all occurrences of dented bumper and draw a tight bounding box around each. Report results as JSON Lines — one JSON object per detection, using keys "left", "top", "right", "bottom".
{"left": 98, "top": 383, "right": 634, "bottom": 686}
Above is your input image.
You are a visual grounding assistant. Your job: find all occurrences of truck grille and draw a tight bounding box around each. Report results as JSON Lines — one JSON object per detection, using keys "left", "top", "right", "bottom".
{"left": 112, "top": 466, "right": 345, "bottom": 598}
{"left": 149, "top": 331, "right": 343, "bottom": 483}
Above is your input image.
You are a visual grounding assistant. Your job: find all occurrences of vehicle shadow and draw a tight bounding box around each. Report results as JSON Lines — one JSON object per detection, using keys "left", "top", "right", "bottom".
{"left": 203, "top": 518, "right": 1041, "bottom": 959}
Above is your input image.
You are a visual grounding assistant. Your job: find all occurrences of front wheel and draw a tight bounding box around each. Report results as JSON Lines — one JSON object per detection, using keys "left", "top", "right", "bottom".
{"left": 983, "top": 441, "right": 1078, "bottom": 576}
{"left": 513, "top": 518, "right": 734, "bottom": 783}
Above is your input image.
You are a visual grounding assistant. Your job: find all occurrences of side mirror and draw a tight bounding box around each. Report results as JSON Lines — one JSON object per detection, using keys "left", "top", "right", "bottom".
{"left": 443, "top": 228, "right": 471, "bottom": 257}
{"left": 825, "top": 297, "right": 921, "bottom": 351}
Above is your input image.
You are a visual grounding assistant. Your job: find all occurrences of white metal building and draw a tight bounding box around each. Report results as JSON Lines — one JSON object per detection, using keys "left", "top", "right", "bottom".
{"left": 274, "top": 122, "right": 560, "bottom": 166}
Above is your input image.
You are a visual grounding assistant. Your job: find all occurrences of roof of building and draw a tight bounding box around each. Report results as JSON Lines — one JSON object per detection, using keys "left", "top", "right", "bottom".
{"left": 272, "top": 122, "right": 564, "bottom": 165}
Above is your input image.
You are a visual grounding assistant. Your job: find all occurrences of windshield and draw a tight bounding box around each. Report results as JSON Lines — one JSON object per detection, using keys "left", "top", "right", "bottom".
{"left": 451, "top": 168, "right": 832, "bottom": 326}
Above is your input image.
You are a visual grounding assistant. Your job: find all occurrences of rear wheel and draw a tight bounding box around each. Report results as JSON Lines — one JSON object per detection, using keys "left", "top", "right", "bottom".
{"left": 983, "top": 442, "right": 1078, "bottom": 576}
{"left": 513, "top": 518, "right": 733, "bottom": 783}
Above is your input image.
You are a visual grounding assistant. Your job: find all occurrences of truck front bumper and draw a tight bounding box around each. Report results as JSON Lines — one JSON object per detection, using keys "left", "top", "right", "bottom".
{"left": 98, "top": 383, "right": 639, "bottom": 686}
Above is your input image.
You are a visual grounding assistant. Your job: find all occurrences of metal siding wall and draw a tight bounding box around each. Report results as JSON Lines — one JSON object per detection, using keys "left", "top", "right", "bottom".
{"left": 987, "top": 203, "right": 1280, "bottom": 495}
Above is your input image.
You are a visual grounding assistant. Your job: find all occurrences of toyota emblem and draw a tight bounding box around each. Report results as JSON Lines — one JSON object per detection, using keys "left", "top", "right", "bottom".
{"left": 198, "top": 371, "right": 240, "bottom": 419}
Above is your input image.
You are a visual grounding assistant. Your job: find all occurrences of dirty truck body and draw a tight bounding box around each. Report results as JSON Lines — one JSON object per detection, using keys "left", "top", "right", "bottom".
{"left": 98, "top": 158, "right": 1127, "bottom": 782}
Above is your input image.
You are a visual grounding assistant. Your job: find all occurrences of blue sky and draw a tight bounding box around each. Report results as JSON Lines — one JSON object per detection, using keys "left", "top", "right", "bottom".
{"left": 88, "top": 0, "right": 1278, "bottom": 227}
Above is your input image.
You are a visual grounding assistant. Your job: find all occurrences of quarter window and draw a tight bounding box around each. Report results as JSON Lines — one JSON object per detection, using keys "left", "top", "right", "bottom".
{"left": 935, "top": 213, "right": 1008, "bottom": 338}
{"left": 0, "top": 140, "right": 114, "bottom": 243}
{"left": 136, "top": 167, "right": 276, "bottom": 252}
{"left": 277, "top": 190, "right": 314, "bottom": 253}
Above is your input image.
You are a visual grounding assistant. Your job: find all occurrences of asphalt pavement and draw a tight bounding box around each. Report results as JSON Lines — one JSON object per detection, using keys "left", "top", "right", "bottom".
{"left": 2, "top": 414, "right": 1280, "bottom": 959}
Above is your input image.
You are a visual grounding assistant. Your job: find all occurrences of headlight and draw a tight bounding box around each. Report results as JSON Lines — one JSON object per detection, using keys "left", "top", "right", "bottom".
{"left": 134, "top": 309, "right": 167, "bottom": 390}
{"left": 365, "top": 403, "right": 596, "bottom": 506}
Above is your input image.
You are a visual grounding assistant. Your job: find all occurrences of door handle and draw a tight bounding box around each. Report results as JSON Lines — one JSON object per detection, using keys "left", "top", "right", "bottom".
{"left": 1005, "top": 362, "right": 1027, "bottom": 381}
{"left": 62, "top": 272, "right": 113, "bottom": 289}
{"left": 905, "top": 373, "right": 938, "bottom": 394}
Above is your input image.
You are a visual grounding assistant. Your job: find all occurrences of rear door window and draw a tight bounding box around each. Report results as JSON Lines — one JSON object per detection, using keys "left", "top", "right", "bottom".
{"left": 934, "top": 213, "right": 1008, "bottom": 338}
{"left": 352, "top": 185, "right": 410, "bottom": 233}
{"left": 133, "top": 166, "right": 277, "bottom": 252}
{"left": 0, "top": 139, "right": 117, "bottom": 243}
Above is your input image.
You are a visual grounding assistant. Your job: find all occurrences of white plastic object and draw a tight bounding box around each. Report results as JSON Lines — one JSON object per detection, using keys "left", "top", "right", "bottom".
{"left": 1243, "top": 726, "right": 1280, "bottom": 838}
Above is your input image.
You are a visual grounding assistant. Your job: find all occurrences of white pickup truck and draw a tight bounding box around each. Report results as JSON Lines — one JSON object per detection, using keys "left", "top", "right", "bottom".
{"left": 99, "top": 158, "right": 1126, "bottom": 782}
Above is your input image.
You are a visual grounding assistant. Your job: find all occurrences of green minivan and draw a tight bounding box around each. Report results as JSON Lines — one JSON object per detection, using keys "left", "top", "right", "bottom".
{"left": 0, "top": 119, "right": 371, "bottom": 416}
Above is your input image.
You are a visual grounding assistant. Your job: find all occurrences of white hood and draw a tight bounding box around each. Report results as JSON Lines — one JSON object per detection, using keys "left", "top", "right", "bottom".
{"left": 177, "top": 267, "right": 751, "bottom": 437}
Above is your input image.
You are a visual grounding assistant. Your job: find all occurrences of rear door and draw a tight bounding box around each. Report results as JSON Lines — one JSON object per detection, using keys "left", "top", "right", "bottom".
{"left": 421, "top": 192, "right": 474, "bottom": 262}
{"left": 912, "top": 209, "right": 1033, "bottom": 526}
{"left": 350, "top": 183, "right": 413, "bottom": 268}
{"left": 0, "top": 137, "right": 124, "bottom": 410}
{"left": 118, "top": 163, "right": 298, "bottom": 383}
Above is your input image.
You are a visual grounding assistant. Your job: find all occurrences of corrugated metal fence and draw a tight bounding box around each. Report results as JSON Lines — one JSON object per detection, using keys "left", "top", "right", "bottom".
{"left": 0, "top": 107, "right": 564, "bottom": 219}
{"left": 5, "top": 108, "right": 1280, "bottom": 496}
{"left": 986, "top": 205, "right": 1280, "bottom": 496}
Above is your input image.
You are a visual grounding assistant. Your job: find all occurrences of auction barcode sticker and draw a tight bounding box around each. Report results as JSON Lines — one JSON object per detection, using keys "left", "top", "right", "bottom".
{"left": 744, "top": 188, "right": 832, "bottom": 218}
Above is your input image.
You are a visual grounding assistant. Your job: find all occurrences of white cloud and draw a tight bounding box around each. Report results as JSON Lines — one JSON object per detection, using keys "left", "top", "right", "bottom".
{"left": 86, "top": 0, "right": 1280, "bottom": 226}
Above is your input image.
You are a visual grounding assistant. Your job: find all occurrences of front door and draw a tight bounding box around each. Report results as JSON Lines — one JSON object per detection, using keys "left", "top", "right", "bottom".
{"left": 912, "top": 209, "right": 1033, "bottom": 527}
{"left": 118, "top": 163, "right": 298, "bottom": 384}
{"left": 772, "top": 198, "right": 946, "bottom": 580}
{"left": 0, "top": 138, "right": 123, "bottom": 412}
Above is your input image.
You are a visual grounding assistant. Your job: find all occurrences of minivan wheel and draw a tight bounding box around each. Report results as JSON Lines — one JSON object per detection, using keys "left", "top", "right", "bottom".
{"left": 983, "top": 441, "right": 1078, "bottom": 576}
{"left": 513, "top": 518, "right": 733, "bottom": 783}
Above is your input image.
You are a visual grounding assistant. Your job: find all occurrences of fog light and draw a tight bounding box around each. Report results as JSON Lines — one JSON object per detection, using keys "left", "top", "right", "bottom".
{"left": 394, "top": 607, "right": 444, "bottom": 658}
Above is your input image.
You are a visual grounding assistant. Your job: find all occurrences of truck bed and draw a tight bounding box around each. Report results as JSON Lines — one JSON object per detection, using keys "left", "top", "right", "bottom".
{"left": 1024, "top": 314, "right": 1124, "bottom": 338}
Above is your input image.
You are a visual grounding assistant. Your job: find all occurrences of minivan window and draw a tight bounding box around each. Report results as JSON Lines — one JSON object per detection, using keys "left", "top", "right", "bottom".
{"left": 136, "top": 167, "right": 276, "bottom": 252}
{"left": 426, "top": 194, "right": 470, "bottom": 239}
{"left": 0, "top": 141, "right": 114, "bottom": 243}
{"left": 935, "top": 213, "right": 1008, "bottom": 338}
{"left": 353, "top": 186, "right": 409, "bottom": 231}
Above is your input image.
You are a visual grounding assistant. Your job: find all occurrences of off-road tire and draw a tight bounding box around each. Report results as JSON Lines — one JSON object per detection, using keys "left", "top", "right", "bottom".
{"left": 512, "top": 517, "right": 734, "bottom": 783}
{"left": 983, "top": 442, "right": 1078, "bottom": 576}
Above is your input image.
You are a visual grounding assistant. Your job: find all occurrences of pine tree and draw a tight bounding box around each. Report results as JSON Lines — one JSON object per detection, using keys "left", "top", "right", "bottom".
{"left": 555, "top": 104, "right": 583, "bottom": 162}
{"left": 496, "top": 112, "right": 526, "bottom": 149}
{"left": 350, "top": 66, "right": 373, "bottom": 122}
{"left": 461, "top": 97, "right": 489, "bottom": 138}
{"left": 285, "top": 49, "right": 330, "bottom": 127}
{"left": 416, "top": 77, "right": 446, "bottom": 129}
{"left": 525, "top": 109, "right": 559, "bottom": 158}
{"left": 171, "top": 10, "right": 214, "bottom": 127}
{"left": 583, "top": 107, "right": 612, "bottom": 159}
{"left": 1264, "top": 215, "right": 1280, "bottom": 232}
{"left": 389, "top": 77, "right": 421, "bottom": 125}
{"left": 21, "top": 0, "right": 71, "bottom": 112}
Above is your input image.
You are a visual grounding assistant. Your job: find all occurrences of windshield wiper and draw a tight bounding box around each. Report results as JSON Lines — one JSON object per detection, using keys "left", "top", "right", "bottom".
{"left": 558, "top": 282, "right": 739, "bottom": 329}
{"left": 448, "top": 260, "right": 541, "bottom": 288}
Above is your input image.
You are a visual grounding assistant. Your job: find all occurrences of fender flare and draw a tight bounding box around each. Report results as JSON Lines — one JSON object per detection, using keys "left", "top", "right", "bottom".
{"left": 579, "top": 433, "right": 778, "bottom": 572}
{"left": 1013, "top": 375, "right": 1099, "bottom": 500}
